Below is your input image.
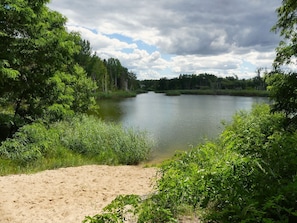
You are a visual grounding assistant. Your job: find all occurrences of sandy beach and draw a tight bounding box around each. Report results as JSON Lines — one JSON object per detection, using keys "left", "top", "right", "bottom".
{"left": 0, "top": 165, "right": 157, "bottom": 223}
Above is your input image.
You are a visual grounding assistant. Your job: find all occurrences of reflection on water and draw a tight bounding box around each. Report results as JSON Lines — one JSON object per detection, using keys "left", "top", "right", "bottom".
{"left": 97, "top": 92, "right": 268, "bottom": 161}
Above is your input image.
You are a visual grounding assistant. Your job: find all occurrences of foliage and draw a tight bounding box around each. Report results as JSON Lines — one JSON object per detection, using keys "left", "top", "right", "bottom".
{"left": 0, "top": 122, "right": 58, "bottom": 165}
{"left": 140, "top": 73, "right": 267, "bottom": 92}
{"left": 0, "top": 115, "right": 154, "bottom": 174}
{"left": 267, "top": 1, "right": 297, "bottom": 128}
{"left": 165, "top": 91, "right": 181, "bottom": 96}
{"left": 266, "top": 72, "right": 297, "bottom": 128}
{"left": 96, "top": 90, "right": 137, "bottom": 99}
{"left": 74, "top": 40, "right": 139, "bottom": 93}
{"left": 157, "top": 104, "right": 297, "bottom": 222}
{"left": 0, "top": 0, "right": 97, "bottom": 130}
{"left": 88, "top": 104, "right": 297, "bottom": 222}
{"left": 84, "top": 194, "right": 178, "bottom": 223}
{"left": 60, "top": 115, "right": 153, "bottom": 165}
{"left": 163, "top": 89, "right": 269, "bottom": 97}
{"left": 83, "top": 195, "right": 141, "bottom": 223}
{"left": 272, "top": 0, "right": 297, "bottom": 68}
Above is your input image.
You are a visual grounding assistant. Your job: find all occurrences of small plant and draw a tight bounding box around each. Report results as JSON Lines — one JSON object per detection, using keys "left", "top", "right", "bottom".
{"left": 83, "top": 194, "right": 178, "bottom": 223}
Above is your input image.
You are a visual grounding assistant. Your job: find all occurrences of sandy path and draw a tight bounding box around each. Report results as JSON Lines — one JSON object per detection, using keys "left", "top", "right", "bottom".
{"left": 0, "top": 165, "right": 157, "bottom": 223}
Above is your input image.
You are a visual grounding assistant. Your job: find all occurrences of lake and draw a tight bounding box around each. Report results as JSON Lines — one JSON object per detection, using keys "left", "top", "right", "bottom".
{"left": 97, "top": 92, "right": 268, "bottom": 162}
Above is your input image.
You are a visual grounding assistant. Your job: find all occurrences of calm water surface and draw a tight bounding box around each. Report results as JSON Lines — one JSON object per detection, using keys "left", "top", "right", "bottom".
{"left": 97, "top": 92, "right": 268, "bottom": 161}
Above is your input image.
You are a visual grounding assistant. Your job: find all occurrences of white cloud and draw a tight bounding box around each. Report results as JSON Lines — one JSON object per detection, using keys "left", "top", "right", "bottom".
{"left": 48, "top": 0, "right": 282, "bottom": 80}
{"left": 67, "top": 26, "right": 137, "bottom": 52}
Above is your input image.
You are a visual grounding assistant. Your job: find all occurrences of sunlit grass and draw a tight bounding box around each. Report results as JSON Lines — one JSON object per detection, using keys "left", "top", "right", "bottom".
{"left": 0, "top": 114, "right": 154, "bottom": 176}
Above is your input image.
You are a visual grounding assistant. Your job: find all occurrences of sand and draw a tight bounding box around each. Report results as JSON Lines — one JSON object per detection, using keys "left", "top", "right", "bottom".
{"left": 0, "top": 165, "right": 157, "bottom": 223}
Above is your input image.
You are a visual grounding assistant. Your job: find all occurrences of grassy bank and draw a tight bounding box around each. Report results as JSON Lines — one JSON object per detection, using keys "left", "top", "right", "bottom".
{"left": 85, "top": 104, "right": 297, "bottom": 223}
{"left": 162, "top": 89, "right": 269, "bottom": 97}
{"left": 95, "top": 90, "right": 148, "bottom": 99}
{"left": 0, "top": 115, "right": 154, "bottom": 176}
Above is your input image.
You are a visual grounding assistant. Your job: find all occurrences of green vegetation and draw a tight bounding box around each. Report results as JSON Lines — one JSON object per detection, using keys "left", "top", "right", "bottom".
{"left": 96, "top": 90, "right": 137, "bottom": 99}
{"left": 0, "top": 0, "right": 97, "bottom": 135}
{"left": 0, "top": 115, "right": 154, "bottom": 176}
{"left": 0, "top": 0, "right": 141, "bottom": 138}
{"left": 84, "top": 1, "right": 297, "bottom": 222}
{"left": 85, "top": 104, "right": 297, "bottom": 222}
{"left": 0, "top": 0, "right": 150, "bottom": 176}
{"left": 1, "top": 0, "right": 297, "bottom": 222}
{"left": 141, "top": 72, "right": 267, "bottom": 95}
{"left": 165, "top": 91, "right": 182, "bottom": 96}
{"left": 164, "top": 89, "right": 268, "bottom": 97}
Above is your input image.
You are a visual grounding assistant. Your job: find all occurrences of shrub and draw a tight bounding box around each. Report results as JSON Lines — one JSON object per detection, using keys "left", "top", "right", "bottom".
{"left": 0, "top": 122, "right": 59, "bottom": 165}
{"left": 59, "top": 115, "right": 153, "bottom": 165}
{"left": 156, "top": 104, "right": 297, "bottom": 222}
{"left": 89, "top": 104, "right": 297, "bottom": 222}
{"left": 0, "top": 114, "right": 154, "bottom": 172}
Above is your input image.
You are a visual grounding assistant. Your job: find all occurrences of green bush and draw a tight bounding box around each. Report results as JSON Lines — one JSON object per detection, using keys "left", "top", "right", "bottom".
{"left": 0, "top": 122, "right": 59, "bottom": 165}
{"left": 89, "top": 104, "right": 297, "bottom": 222}
{"left": 60, "top": 115, "right": 153, "bottom": 165}
{"left": 0, "top": 115, "right": 154, "bottom": 173}
{"left": 155, "top": 104, "right": 297, "bottom": 222}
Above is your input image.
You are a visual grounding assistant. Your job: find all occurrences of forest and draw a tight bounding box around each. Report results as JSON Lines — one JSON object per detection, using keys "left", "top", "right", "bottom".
{"left": 142, "top": 71, "right": 265, "bottom": 91}
{"left": 0, "top": 0, "right": 153, "bottom": 169}
{"left": 1, "top": 0, "right": 297, "bottom": 222}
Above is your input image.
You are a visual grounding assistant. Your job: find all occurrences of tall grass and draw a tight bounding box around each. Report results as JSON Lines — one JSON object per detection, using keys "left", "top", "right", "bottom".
{"left": 0, "top": 115, "right": 154, "bottom": 176}
{"left": 96, "top": 90, "right": 137, "bottom": 99}
{"left": 60, "top": 115, "right": 153, "bottom": 165}
{"left": 86, "top": 104, "right": 297, "bottom": 222}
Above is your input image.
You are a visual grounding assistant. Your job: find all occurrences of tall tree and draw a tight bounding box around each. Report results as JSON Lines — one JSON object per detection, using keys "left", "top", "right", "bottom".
{"left": 272, "top": 0, "right": 297, "bottom": 68}
{"left": 89, "top": 55, "right": 108, "bottom": 92}
{"left": 107, "top": 58, "right": 122, "bottom": 89}
{"left": 267, "top": 0, "right": 297, "bottom": 128}
{"left": 0, "top": 0, "right": 97, "bottom": 131}
{"left": 74, "top": 39, "right": 92, "bottom": 73}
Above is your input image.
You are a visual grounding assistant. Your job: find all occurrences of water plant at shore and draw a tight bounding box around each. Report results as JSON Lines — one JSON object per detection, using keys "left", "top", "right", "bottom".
{"left": 0, "top": 115, "right": 154, "bottom": 175}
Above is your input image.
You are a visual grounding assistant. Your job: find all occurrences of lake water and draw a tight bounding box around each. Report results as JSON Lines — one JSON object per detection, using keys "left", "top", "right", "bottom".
{"left": 97, "top": 92, "right": 268, "bottom": 162}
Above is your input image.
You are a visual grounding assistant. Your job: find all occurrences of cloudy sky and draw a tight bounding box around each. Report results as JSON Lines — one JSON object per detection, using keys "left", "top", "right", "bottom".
{"left": 48, "top": 0, "right": 282, "bottom": 80}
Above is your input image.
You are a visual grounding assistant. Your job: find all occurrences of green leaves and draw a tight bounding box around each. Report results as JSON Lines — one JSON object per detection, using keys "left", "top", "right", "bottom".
{"left": 60, "top": 115, "right": 153, "bottom": 165}
{"left": 0, "top": 0, "right": 97, "bottom": 128}
{"left": 272, "top": 0, "right": 297, "bottom": 68}
{"left": 266, "top": 72, "right": 297, "bottom": 128}
{"left": 0, "top": 114, "right": 154, "bottom": 168}
{"left": 0, "top": 60, "right": 19, "bottom": 78}
{"left": 81, "top": 104, "right": 297, "bottom": 222}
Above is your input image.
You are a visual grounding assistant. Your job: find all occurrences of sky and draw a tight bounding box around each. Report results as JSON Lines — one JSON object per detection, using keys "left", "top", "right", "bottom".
{"left": 48, "top": 0, "right": 282, "bottom": 80}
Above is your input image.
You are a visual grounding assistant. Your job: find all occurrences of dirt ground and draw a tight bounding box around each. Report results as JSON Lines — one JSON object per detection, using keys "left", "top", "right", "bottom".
{"left": 0, "top": 165, "right": 157, "bottom": 223}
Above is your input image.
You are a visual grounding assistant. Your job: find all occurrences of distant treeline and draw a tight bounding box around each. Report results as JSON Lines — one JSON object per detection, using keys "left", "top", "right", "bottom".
{"left": 140, "top": 73, "right": 266, "bottom": 92}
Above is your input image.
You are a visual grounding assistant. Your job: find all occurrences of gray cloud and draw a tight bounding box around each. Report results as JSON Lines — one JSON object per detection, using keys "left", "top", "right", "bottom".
{"left": 49, "top": 0, "right": 281, "bottom": 56}
{"left": 48, "top": 0, "right": 282, "bottom": 79}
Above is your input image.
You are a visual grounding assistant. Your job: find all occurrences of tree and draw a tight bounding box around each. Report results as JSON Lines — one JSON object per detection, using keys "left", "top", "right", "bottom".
{"left": 272, "top": 0, "right": 297, "bottom": 68}
{"left": 127, "top": 71, "right": 139, "bottom": 90}
{"left": 0, "top": 0, "right": 97, "bottom": 133}
{"left": 89, "top": 55, "right": 109, "bottom": 92}
{"left": 74, "top": 39, "right": 92, "bottom": 73}
{"left": 267, "top": 0, "right": 297, "bottom": 128}
{"left": 107, "top": 58, "right": 122, "bottom": 89}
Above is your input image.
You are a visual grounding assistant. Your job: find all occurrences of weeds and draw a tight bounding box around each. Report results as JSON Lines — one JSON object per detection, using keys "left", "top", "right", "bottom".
{"left": 85, "top": 104, "right": 297, "bottom": 222}
{"left": 0, "top": 114, "right": 154, "bottom": 175}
